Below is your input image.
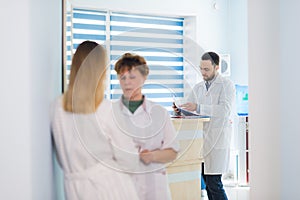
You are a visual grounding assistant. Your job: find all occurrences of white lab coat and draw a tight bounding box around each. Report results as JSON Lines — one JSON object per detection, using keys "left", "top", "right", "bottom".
{"left": 187, "top": 74, "right": 236, "bottom": 174}
{"left": 109, "top": 98, "right": 180, "bottom": 200}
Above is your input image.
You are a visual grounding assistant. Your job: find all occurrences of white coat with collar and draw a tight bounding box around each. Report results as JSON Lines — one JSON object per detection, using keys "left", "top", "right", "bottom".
{"left": 187, "top": 73, "right": 236, "bottom": 174}
{"left": 110, "top": 97, "right": 179, "bottom": 200}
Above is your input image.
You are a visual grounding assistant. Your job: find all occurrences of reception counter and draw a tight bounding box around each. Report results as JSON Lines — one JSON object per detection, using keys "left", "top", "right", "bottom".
{"left": 167, "top": 117, "right": 209, "bottom": 200}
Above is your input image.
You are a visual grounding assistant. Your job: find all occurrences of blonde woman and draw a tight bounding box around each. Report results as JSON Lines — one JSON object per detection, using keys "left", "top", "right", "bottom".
{"left": 51, "top": 41, "right": 138, "bottom": 200}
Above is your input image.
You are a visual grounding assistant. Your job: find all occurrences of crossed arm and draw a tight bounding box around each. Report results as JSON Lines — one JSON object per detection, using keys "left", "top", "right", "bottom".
{"left": 139, "top": 148, "right": 177, "bottom": 165}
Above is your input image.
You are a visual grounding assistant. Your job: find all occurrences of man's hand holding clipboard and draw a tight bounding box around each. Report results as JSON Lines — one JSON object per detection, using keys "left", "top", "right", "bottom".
{"left": 172, "top": 100, "right": 200, "bottom": 117}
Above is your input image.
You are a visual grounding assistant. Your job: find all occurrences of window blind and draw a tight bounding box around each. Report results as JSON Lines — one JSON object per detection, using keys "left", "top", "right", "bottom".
{"left": 109, "top": 12, "right": 184, "bottom": 112}
{"left": 65, "top": 10, "right": 72, "bottom": 86}
{"left": 65, "top": 8, "right": 107, "bottom": 85}
{"left": 65, "top": 8, "right": 184, "bottom": 112}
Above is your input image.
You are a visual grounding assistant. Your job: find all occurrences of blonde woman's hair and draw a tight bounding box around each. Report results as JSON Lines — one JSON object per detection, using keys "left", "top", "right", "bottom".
{"left": 63, "top": 41, "right": 107, "bottom": 113}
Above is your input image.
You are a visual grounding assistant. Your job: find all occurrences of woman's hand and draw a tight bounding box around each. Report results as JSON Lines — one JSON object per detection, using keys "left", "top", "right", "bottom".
{"left": 139, "top": 149, "right": 154, "bottom": 165}
{"left": 139, "top": 148, "right": 177, "bottom": 165}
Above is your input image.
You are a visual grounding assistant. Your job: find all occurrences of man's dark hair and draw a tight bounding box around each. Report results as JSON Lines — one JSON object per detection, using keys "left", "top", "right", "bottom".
{"left": 201, "top": 52, "right": 220, "bottom": 66}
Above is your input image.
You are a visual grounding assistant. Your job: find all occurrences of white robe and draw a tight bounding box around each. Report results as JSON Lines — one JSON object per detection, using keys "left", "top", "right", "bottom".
{"left": 51, "top": 97, "right": 139, "bottom": 200}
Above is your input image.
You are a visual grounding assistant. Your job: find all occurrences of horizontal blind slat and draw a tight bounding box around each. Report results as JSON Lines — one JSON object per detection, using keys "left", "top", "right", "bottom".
{"left": 64, "top": 8, "right": 184, "bottom": 111}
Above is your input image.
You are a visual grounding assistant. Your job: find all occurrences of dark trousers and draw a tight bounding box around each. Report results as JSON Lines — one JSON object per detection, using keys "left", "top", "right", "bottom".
{"left": 202, "top": 163, "right": 228, "bottom": 200}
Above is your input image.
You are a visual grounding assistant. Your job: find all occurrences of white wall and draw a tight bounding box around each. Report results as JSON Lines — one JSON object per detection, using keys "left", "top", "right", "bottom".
{"left": 248, "top": 0, "right": 281, "bottom": 199}
{"left": 0, "top": 0, "right": 61, "bottom": 199}
{"left": 280, "top": 1, "right": 300, "bottom": 198}
{"left": 0, "top": 2, "right": 31, "bottom": 199}
{"left": 248, "top": 0, "right": 300, "bottom": 199}
{"left": 229, "top": 0, "right": 248, "bottom": 85}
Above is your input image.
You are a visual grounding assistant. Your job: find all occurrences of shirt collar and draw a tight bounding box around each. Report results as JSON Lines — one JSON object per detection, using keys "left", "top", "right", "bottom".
{"left": 119, "top": 95, "right": 148, "bottom": 114}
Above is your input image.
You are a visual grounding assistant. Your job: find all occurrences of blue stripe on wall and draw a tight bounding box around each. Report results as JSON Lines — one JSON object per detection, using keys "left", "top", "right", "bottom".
{"left": 112, "top": 12, "right": 184, "bottom": 21}
{"left": 73, "top": 8, "right": 106, "bottom": 15}
{"left": 145, "top": 92, "right": 184, "bottom": 98}
{"left": 73, "top": 13, "right": 106, "bottom": 21}
{"left": 111, "top": 55, "right": 183, "bottom": 62}
{"left": 111, "top": 83, "right": 184, "bottom": 90}
{"left": 110, "top": 45, "right": 183, "bottom": 53}
{"left": 144, "top": 56, "right": 183, "bottom": 62}
{"left": 110, "top": 15, "right": 183, "bottom": 26}
{"left": 148, "top": 65, "right": 184, "bottom": 71}
{"left": 110, "top": 65, "right": 183, "bottom": 71}
{"left": 149, "top": 75, "right": 185, "bottom": 80}
{"left": 73, "top": 23, "right": 106, "bottom": 31}
{"left": 143, "top": 83, "right": 184, "bottom": 89}
{"left": 110, "top": 26, "right": 183, "bottom": 35}
{"left": 110, "top": 74, "right": 184, "bottom": 80}
{"left": 110, "top": 36, "right": 183, "bottom": 44}
{"left": 73, "top": 34, "right": 106, "bottom": 40}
